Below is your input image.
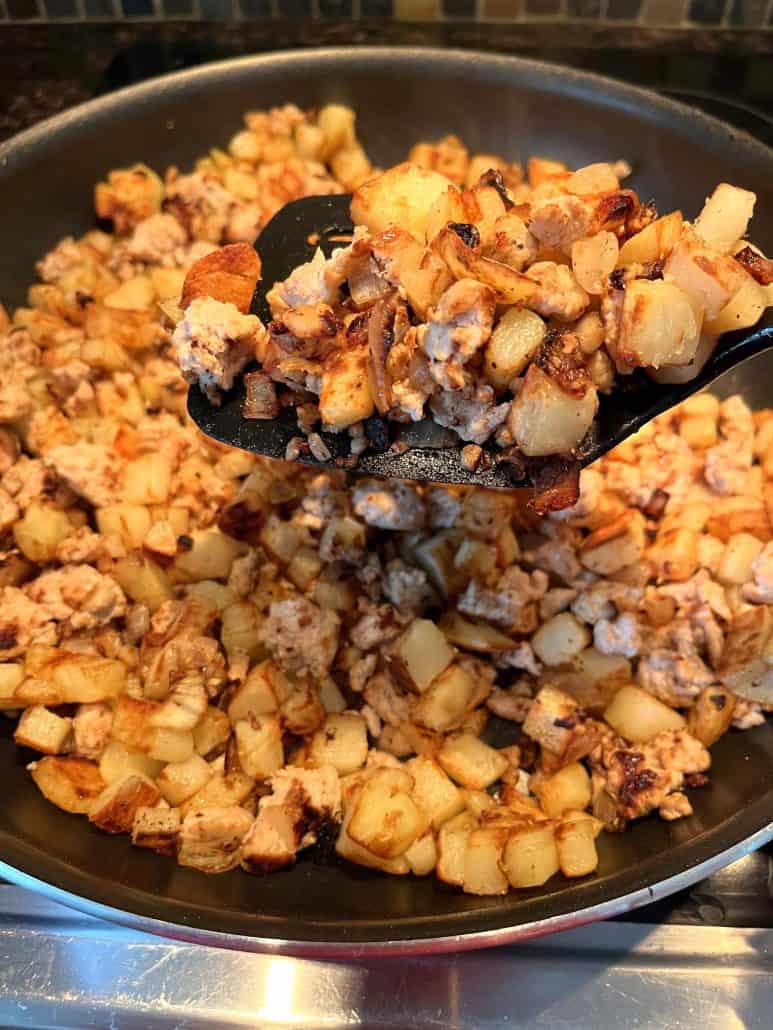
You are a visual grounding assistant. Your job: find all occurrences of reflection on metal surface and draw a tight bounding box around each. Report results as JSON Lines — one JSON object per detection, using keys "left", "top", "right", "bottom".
{"left": 1, "top": 885, "right": 773, "bottom": 1029}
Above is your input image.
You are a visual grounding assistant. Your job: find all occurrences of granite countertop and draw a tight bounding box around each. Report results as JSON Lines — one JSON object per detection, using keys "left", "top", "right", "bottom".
{"left": 1, "top": 21, "right": 772, "bottom": 142}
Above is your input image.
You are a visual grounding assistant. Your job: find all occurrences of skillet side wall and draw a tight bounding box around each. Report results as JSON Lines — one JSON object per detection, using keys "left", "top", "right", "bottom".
{"left": 0, "top": 48, "right": 772, "bottom": 950}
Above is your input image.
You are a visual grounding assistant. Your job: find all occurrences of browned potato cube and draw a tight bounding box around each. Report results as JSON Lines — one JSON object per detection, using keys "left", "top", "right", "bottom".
{"left": 412, "top": 663, "right": 480, "bottom": 733}
{"left": 437, "top": 733, "right": 508, "bottom": 790}
{"left": 503, "top": 823, "right": 560, "bottom": 889}
{"left": 386, "top": 618, "right": 455, "bottom": 693}
{"left": 309, "top": 713, "right": 368, "bottom": 775}
{"left": 348, "top": 768, "right": 428, "bottom": 859}
{"left": 29, "top": 756, "right": 106, "bottom": 815}
{"left": 436, "top": 810, "right": 478, "bottom": 886}
{"left": 522, "top": 685, "right": 580, "bottom": 756}
{"left": 535, "top": 762, "right": 592, "bottom": 818}
{"left": 234, "top": 715, "right": 284, "bottom": 781}
{"left": 89, "top": 774, "right": 161, "bottom": 834}
{"left": 14, "top": 705, "right": 73, "bottom": 754}
{"left": 351, "top": 162, "right": 453, "bottom": 241}
{"left": 555, "top": 815, "right": 599, "bottom": 878}
{"left": 405, "top": 754, "right": 465, "bottom": 829}
{"left": 463, "top": 826, "right": 510, "bottom": 896}
{"left": 604, "top": 685, "right": 685, "bottom": 743}
{"left": 319, "top": 342, "right": 374, "bottom": 430}
{"left": 157, "top": 753, "right": 213, "bottom": 806}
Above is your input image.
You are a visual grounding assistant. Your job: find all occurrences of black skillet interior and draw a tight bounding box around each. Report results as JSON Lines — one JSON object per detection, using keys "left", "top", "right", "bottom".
{"left": 1, "top": 49, "right": 772, "bottom": 951}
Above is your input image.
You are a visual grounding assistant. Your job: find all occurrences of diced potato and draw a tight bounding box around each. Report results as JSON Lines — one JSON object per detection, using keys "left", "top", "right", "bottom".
{"left": 522, "top": 685, "right": 579, "bottom": 756}
{"left": 14, "top": 705, "right": 72, "bottom": 754}
{"left": 227, "top": 661, "right": 287, "bottom": 723}
{"left": 150, "top": 267, "right": 186, "bottom": 303}
{"left": 405, "top": 754, "right": 465, "bottom": 829}
{"left": 532, "top": 612, "right": 591, "bottom": 668}
{"left": 580, "top": 511, "right": 646, "bottom": 576}
{"left": 463, "top": 826, "right": 510, "bottom": 895}
{"left": 617, "top": 210, "right": 683, "bottom": 267}
{"left": 348, "top": 768, "right": 428, "bottom": 859}
{"left": 258, "top": 515, "right": 304, "bottom": 566}
{"left": 412, "top": 663, "right": 479, "bottom": 733}
{"left": 0, "top": 663, "right": 25, "bottom": 710}
{"left": 555, "top": 815, "right": 599, "bottom": 877}
{"left": 437, "top": 733, "right": 508, "bottom": 789}
{"left": 483, "top": 307, "right": 546, "bottom": 391}
{"left": 438, "top": 611, "right": 515, "bottom": 653}
{"left": 650, "top": 527, "right": 700, "bottom": 583}
{"left": 665, "top": 238, "right": 748, "bottom": 321}
{"left": 157, "top": 753, "right": 213, "bottom": 806}
{"left": 463, "top": 788, "right": 496, "bottom": 817}
{"left": 286, "top": 547, "right": 323, "bottom": 591}
{"left": 30, "top": 756, "right": 106, "bottom": 815}
{"left": 281, "top": 680, "right": 325, "bottom": 736}
{"left": 405, "top": 832, "right": 437, "bottom": 876}
{"left": 187, "top": 580, "right": 236, "bottom": 613}
{"left": 527, "top": 156, "right": 567, "bottom": 188}
{"left": 687, "top": 686, "right": 736, "bottom": 747}
{"left": 717, "top": 532, "right": 765, "bottom": 585}
{"left": 122, "top": 453, "right": 173, "bottom": 505}
{"left": 717, "top": 605, "right": 773, "bottom": 694}
{"left": 436, "top": 810, "right": 478, "bottom": 886}
{"left": 319, "top": 676, "right": 348, "bottom": 714}
{"left": 693, "top": 183, "right": 756, "bottom": 254}
{"left": 309, "top": 713, "right": 368, "bottom": 775}
{"left": 335, "top": 810, "right": 410, "bottom": 875}
{"left": 23, "top": 650, "right": 126, "bottom": 705}
{"left": 180, "top": 770, "right": 255, "bottom": 817}
{"left": 571, "top": 231, "right": 619, "bottom": 295}
{"left": 536, "top": 762, "right": 592, "bottom": 818}
{"left": 386, "top": 618, "right": 455, "bottom": 693}
{"left": 147, "top": 727, "right": 195, "bottom": 764}
{"left": 552, "top": 648, "right": 632, "bottom": 713}
{"left": 174, "top": 530, "right": 247, "bottom": 582}
{"left": 509, "top": 364, "right": 598, "bottom": 457}
{"left": 220, "top": 601, "right": 263, "bottom": 659}
{"left": 104, "top": 275, "right": 156, "bottom": 311}
{"left": 319, "top": 341, "right": 374, "bottom": 430}
{"left": 111, "top": 553, "right": 173, "bottom": 612}
{"left": 90, "top": 773, "right": 161, "bottom": 833}
{"left": 193, "top": 706, "right": 232, "bottom": 759}
{"left": 432, "top": 226, "right": 537, "bottom": 304}
{"left": 705, "top": 276, "right": 768, "bottom": 335}
{"left": 369, "top": 227, "right": 453, "bottom": 318}
{"left": 13, "top": 501, "right": 72, "bottom": 562}
{"left": 351, "top": 162, "right": 453, "bottom": 241}
{"left": 604, "top": 684, "right": 686, "bottom": 743}
{"left": 503, "top": 823, "right": 560, "bottom": 889}
{"left": 131, "top": 805, "right": 181, "bottom": 856}
{"left": 99, "top": 740, "right": 163, "bottom": 784}
{"left": 413, "top": 531, "right": 467, "bottom": 599}
{"left": 616, "top": 280, "right": 702, "bottom": 370}
{"left": 424, "top": 184, "right": 467, "bottom": 244}
{"left": 234, "top": 715, "right": 284, "bottom": 780}
{"left": 97, "top": 503, "right": 153, "bottom": 550}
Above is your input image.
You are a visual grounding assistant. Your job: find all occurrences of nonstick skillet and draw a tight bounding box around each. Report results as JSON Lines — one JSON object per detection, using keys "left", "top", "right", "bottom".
{"left": 0, "top": 48, "right": 771, "bottom": 957}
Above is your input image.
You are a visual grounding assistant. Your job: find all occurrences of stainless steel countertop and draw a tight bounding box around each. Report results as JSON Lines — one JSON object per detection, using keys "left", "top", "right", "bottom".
{"left": 1, "top": 878, "right": 772, "bottom": 1029}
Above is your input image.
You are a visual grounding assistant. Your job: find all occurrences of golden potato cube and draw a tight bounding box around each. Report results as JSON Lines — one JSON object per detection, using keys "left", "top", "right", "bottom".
{"left": 227, "top": 660, "right": 287, "bottom": 724}
{"left": 484, "top": 306, "right": 546, "bottom": 391}
{"left": 693, "top": 183, "right": 756, "bottom": 254}
{"left": 436, "top": 810, "right": 478, "bottom": 886}
{"left": 532, "top": 612, "right": 591, "bottom": 668}
{"left": 318, "top": 342, "right": 374, "bottom": 430}
{"left": 617, "top": 210, "right": 683, "bottom": 267}
{"left": 111, "top": 553, "right": 173, "bottom": 612}
{"left": 351, "top": 162, "right": 453, "bottom": 241}
{"left": 503, "top": 823, "right": 560, "bottom": 889}
{"left": 157, "top": 753, "right": 213, "bottom": 806}
{"left": 687, "top": 686, "right": 736, "bottom": 748}
{"left": 309, "top": 713, "right": 368, "bottom": 775}
{"left": 348, "top": 769, "right": 428, "bottom": 859}
{"left": 0, "top": 663, "right": 25, "bottom": 710}
{"left": 89, "top": 773, "right": 161, "bottom": 834}
{"left": 522, "top": 685, "right": 580, "bottom": 756}
{"left": 122, "top": 453, "right": 173, "bottom": 505}
{"left": 386, "top": 618, "right": 455, "bottom": 693}
{"left": 412, "top": 663, "right": 479, "bottom": 733}
{"left": 405, "top": 754, "right": 465, "bottom": 829}
{"left": 604, "top": 684, "right": 686, "bottom": 743}
{"left": 13, "top": 501, "right": 72, "bottom": 563}
{"left": 30, "top": 756, "right": 106, "bottom": 815}
{"left": 508, "top": 364, "right": 598, "bottom": 457}
{"left": 99, "top": 741, "right": 163, "bottom": 784}
{"left": 438, "top": 612, "right": 515, "bottom": 654}
{"left": 96, "top": 503, "right": 152, "bottom": 550}
{"left": 555, "top": 816, "right": 599, "bottom": 878}
{"left": 404, "top": 832, "right": 437, "bottom": 876}
{"left": 335, "top": 811, "right": 410, "bottom": 875}
{"left": 437, "top": 733, "right": 508, "bottom": 790}
{"left": 220, "top": 601, "right": 264, "bottom": 659}
{"left": 147, "top": 727, "right": 195, "bottom": 764}
{"left": 536, "top": 762, "right": 592, "bottom": 818}
{"left": 717, "top": 532, "right": 765, "bottom": 586}
{"left": 14, "top": 705, "right": 72, "bottom": 754}
{"left": 174, "top": 529, "right": 247, "bottom": 582}
{"left": 463, "top": 826, "right": 510, "bottom": 896}
{"left": 234, "top": 715, "right": 284, "bottom": 781}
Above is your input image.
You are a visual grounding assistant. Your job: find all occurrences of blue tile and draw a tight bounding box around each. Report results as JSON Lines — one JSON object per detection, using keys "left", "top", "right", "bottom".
{"left": 7, "top": 0, "right": 39, "bottom": 16}
{"left": 239, "top": 0, "right": 271, "bottom": 12}
{"left": 605, "top": 0, "right": 641, "bottom": 17}
{"left": 85, "top": 0, "right": 115, "bottom": 13}
{"left": 43, "top": 0, "right": 78, "bottom": 15}
{"left": 121, "top": 0, "right": 153, "bottom": 13}
{"left": 200, "top": 0, "right": 233, "bottom": 14}
{"left": 687, "top": 0, "right": 727, "bottom": 21}
{"left": 442, "top": 0, "right": 474, "bottom": 14}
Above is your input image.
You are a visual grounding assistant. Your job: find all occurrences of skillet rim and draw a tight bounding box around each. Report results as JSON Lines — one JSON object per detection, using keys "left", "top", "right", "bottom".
{"left": 1, "top": 46, "right": 772, "bottom": 955}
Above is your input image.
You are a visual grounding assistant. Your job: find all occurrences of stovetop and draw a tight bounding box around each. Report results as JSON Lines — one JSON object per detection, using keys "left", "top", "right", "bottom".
{"left": 0, "top": 66, "right": 772, "bottom": 1030}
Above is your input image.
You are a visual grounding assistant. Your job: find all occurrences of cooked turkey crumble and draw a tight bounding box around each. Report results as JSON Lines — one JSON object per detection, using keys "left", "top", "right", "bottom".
{"left": 1, "top": 102, "right": 772, "bottom": 896}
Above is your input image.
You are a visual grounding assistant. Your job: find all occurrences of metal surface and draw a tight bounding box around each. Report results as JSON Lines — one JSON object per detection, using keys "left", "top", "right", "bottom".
{"left": 1, "top": 47, "right": 773, "bottom": 955}
{"left": 1, "top": 882, "right": 772, "bottom": 1029}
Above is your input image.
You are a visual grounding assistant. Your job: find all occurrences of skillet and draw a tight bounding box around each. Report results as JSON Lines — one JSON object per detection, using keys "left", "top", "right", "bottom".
{"left": 0, "top": 47, "right": 771, "bottom": 957}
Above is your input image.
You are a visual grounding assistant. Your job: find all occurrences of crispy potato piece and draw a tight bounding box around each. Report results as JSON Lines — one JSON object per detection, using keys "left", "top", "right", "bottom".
{"left": 463, "top": 826, "right": 510, "bottom": 895}
{"left": 437, "top": 733, "right": 508, "bottom": 789}
{"left": 348, "top": 768, "right": 427, "bottom": 859}
{"left": 438, "top": 611, "right": 515, "bottom": 653}
{"left": 405, "top": 754, "right": 465, "bottom": 829}
{"left": 351, "top": 162, "right": 453, "bottom": 241}
{"left": 309, "top": 713, "right": 368, "bottom": 775}
{"left": 412, "top": 663, "right": 481, "bottom": 733}
{"left": 503, "top": 823, "right": 560, "bottom": 889}
{"left": 157, "top": 753, "right": 213, "bottom": 806}
{"left": 522, "top": 685, "right": 579, "bottom": 756}
{"left": 386, "top": 618, "right": 455, "bottom": 693}
{"left": 89, "top": 773, "right": 161, "bottom": 833}
{"left": 181, "top": 243, "right": 261, "bottom": 314}
{"left": 436, "top": 810, "right": 478, "bottom": 886}
{"left": 29, "top": 756, "right": 106, "bottom": 815}
{"left": 535, "top": 762, "right": 592, "bottom": 818}
{"left": 432, "top": 226, "right": 537, "bottom": 304}
{"left": 617, "top": 210, "right": 683, "bottom": 267}
{"left": 555, "top": 815, "right": 598, "bottom": 877}
{"left": 687, "top": 686, "right": 736, "bottom": 748}
{"left": 319, "top": 340, "right": 374, "bottom": 430}
{"left": 604, "top": 685, "right": 686, "bottom": 743}
{"left": 131, "top": 805, "right": 181, "bottom": 856}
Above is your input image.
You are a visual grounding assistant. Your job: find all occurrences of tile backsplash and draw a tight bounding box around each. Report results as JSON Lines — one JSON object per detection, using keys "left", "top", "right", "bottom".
{"left": 1, "top": 0, "right": 772, "bottom": 26}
